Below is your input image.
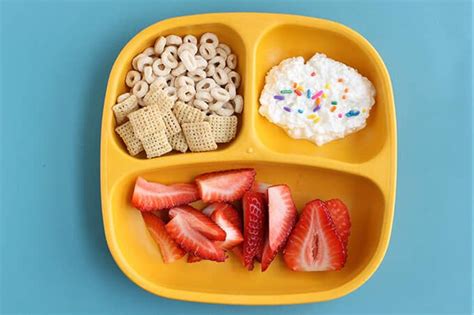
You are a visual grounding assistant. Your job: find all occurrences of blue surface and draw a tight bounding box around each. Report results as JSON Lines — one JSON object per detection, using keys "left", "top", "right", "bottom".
{"left": 0, "top": 0, "right": 472, "bottom": 314}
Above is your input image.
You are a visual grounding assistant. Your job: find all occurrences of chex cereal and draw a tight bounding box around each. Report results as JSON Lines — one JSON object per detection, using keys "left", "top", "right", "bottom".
{"left": 161, "top": 110, "right": 181, "bottom": 137}
{"left": 112, "top": 95, "right": 138, "bottom": 124}
{"left": 208, "top": 115, "right": 238, "bottom": 143}
{"left": 168, "top": 132, "right": 188, "bottom": 153}
{"left": 115, "top": 121, "right": 143, "bottom": 156}
{"left": 141, "top": 129, "right": 172, "bottom": 158}
{"left": 128, "top": 105, "right": 165, "bottom": 140}
{"left": 143, "top": 88, "right": 174, "bottom": 112}
{"left": 182, "top": 122, "right": 217, "bottom": 152}
{"left": 173, "top": 101, "right": 206, "bottom": 124}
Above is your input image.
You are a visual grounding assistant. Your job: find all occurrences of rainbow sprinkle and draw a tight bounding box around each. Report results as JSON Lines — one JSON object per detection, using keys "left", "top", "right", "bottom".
{"left": 338, "top": 113, "right": 343, "bottom": 118}
{"left": 344, "top": 88, "right": 349, "bottom": 93}
{"left": 342, "top": 95, "right": 347, "bottom": 100}
{"left": 330, "top": 106, "right": 337, "bottom": 112}
{"left": 307, "top": 114, "right": 316, "bottom": 119}
{"left": 298, "top": 109, "right": 304, "bottom": 114}
{"left": 313, "top": 105, "right": 321, "bottom": 112}
{"left": 331, "top": 101, "right": 338, "bottom": 105}
{"left": 316, "top": 98, "right": 321, "bottom": 105}
{"left": 311, "top": 72, "right": 316, "bottom": 76}
{"left": 294, "top": 89, "right": 302, "bottom": 96}
{"left": 362, "top": 108, "right": 366, "bottom": 113}
{"left": 280, "top": 89, "right": 292, "bottom": 94}
{"left": 345, "top": 109, "right": 360, "bottom": 117}
{"left": 283, "top": 107, "right": 292, "bottom": 112}
{"left": 313, "top": 116, "right": 320, "bottom": 124}
{"left": 325, "top": 83, "right": 331, "bottom": 89}
{"left": 292, "top": 82, "right": 297, "bottom": 88}
{"left": 274, "top": 95, "right": 284, "bottom": 101}
{"left": 322, "top": 93, "right": 327, "bottom": 99}
{"left": 306, "top": 89, "right": 311, "bottom": 99}
{"left": 314, "top": 90, "right": 323, "bottom": 98}
{"left": 337, "top": 78, "right": 344, "bottom": 83}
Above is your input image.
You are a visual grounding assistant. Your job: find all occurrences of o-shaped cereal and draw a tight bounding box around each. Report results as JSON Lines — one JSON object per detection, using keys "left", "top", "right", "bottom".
{"left": 176, "top": 75, "right": 195, "bottom": 88}
{"left": 188, "top": 69, "right": 206, "bottom": 82}
{"left": 217, "top": 43, "right": 231, "bottom": 55}
{"left": 142, "top": 47, "right": 155, "bottom": 57}
{"left": 137, "top": 55, "right": 153, "bottom": 72}
{"left": 152, "top": 58, "right": 171, "bottom": 76}
{"left": 171, "top": 62, "right": 186, "bottom": 76}
{"left": 215, "top": 46, "right": 228, "bottom": 59}
{"left": 179, "top": 50, "right": 197, "bottom": 72}
{"left": 199, "top": 43, "right": 216, "bottom": 60}
{"left": 226, "top": 54, "right": 237, "bottom": 69}
{"left": 193, "top": 99, "right": 209, "bottom": 110}
{"left": 164, "top": 86, "right": 177, "bottom": 102}
{"left": 161, "top": 47, "right": 179, "bottom": 68}
{"left": 150, "top": 77, "right": 168, "bottom": 91}
{"left": 183, "top": 34, "right": 197, "bottom": 45}
{"left": 225, "top": 83, "right": 236, "bottom": 100}
{"left": 132, "top": 80, "right": 149, "bottom": 98}
{"left": 231, "top": 95, "right": 243, "bottom": 113}
{"left": 216, "top": 103, "right": 234, "bottom": 116}
{"left": 137, "top": 97, "right": 146, "bottom": 107}
{"left": 228, "top": 71, "right": 241, "bottom": 88}
{"left": 126, "top": 70, "right": 141, "bottom": 87}
{"left": 166, "top": 34, "right": 182, "bottom": 46}
{"left": 213, "top": 68, "right": 229, "bottom": 85}
{"left": 224, "top": 67, "right": 232, "bottom": 74}
{"left": 163, "top": 74, "right": 175, "bottom": 87}
{"left": 195, "top": 55, "right": 208, "bottom": 68}
{"left": 117, "top": 92, "right": 130, "bottom": 103}
{"left": 132, "top": 53, "right": 145, "bottom": 70}
{"left": 200, "top": 32, "right": 219, "bottom": 48}
{"left": 210, "top": 87, "right": 230, "bottom": 102}
{"left": 206, "top": 64, "right": 216, "bottom": 77}
{"left": 178, "top": 85, "right": 196, "bottom": 102}
{"left": 208, "top": 56, "right": 226, "bottom": 69}
{"left": 196, "top": 78, "right": 216, "bottom": 91}
{"left": 143, "top": 66, "right": 156, "bottom": 84}
{"left": 178, "top": 43, "right": 198, "bottom": 56}
{"left": 209, "top": 101, "right": 224, "bottom": 112}
{"left": 195, "top": 91, "right": 213, "bottom": 102}
{"left": 154, "top": 36, "right": 166, "bottom": 55}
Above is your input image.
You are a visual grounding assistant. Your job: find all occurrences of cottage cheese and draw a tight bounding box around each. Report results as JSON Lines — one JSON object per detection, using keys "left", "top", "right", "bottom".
{"left": 259, "top": 53, "right": 376, "bottom": 146}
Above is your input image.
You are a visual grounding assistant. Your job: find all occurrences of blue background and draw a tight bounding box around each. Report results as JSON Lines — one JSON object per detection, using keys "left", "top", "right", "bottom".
{"left": 0, "top": 0, "right": 472, "bottom": 314}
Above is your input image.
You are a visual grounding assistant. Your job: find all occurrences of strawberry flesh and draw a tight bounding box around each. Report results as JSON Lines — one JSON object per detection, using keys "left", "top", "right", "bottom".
{"left": 169, "top": 205, "right": 226, "bottom": 241}
{"left": 242, "top": 191, "right": 266, "bottom": 270}
{"left": 268, "top": 185, "right": 298, "bottom": 251}
{"left": 187, "top": 253, "right": 203, "bottom": 263}
{"left": 325, "top": 199, "right": 351, "bottom": 250}
{"left": 210, "top": 204, "right": 244, "bottom": 250}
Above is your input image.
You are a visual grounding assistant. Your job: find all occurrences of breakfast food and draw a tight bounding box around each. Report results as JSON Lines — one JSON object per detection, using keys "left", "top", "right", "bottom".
{"left": 131, "top": 168, "right": 351, "bottom": 272}
{"left": 114, "top": 33, "right": 243, "bottom": 157}
{"left": 259, "top": 53, "right": 375, "bottom": 146}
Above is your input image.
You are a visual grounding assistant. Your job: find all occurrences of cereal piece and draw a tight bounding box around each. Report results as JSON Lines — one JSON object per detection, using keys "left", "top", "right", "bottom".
{"left": 182, "top": 122, "right": 217, "bottom": 152}
{"left": 199, "top": 43, "right": 216, "bottom": 60}
{"left": 211, "top": 87, "right": 230, "bottom": 102}
{"left": 196, "top": 91, "right": 213, "bottom": 102}
{"left": 209, "top": 56, "right": 226, "bottom": 69}
{"left": 137, "top": 55, "right": 153, "bottom": 72}
{"left": 200, "top": 33, "right": 219, "bottom": 48}
{"left": 231, "top": 95, "right": 243, "bottom": 114}
{"left": 112, "top": 95, "right": 138, "bottom": 124}
{"left": 225, "top": 83, "right": 236, "bottom": 100}
{"left": 143, "top": 88, "right": 174, "bottom": 111}
{"left": 188, "top": 69, "right": 206, "bottom": 82}
{"left": 176, "top": 75, "right": 195, "bottom": 88}
{"left": 215, "top": 46, "right": 228, "bottom": 59}
{"left": 126, "top": 70, "right": 141, "bottom": 88}
{"left": 132, "top": 80, "right": 149, "bottom": 98}
{"left": 166, "top": 35, "right": 182, "bottom": 46}
{"left": 226, "top": 54, "right": 237, "bottom": 69}
{"left": 141, "top": 129, "right": 172, "bottom": 158}
{"left": 154, "top": 36, "right": 167, "bottom": 55}
{"left": 150, "top": 77, "right": 168, "bottom": 91}
{"left": 228, "top": 71, "right": 241, "bottom": 88}
{"left": 143, "top": 65, "right": 155, "bottom": 84}
{"left": 162, "top": 46, "right": 178, "bottom": 68}
{"left": 177, "top": 85, "right": 196, "bottom": 102}
{"left": 164, "top": 86, "right": 177, "bottom": 102}
{"left": 117, "top": 92, "right": 130, "bottom": 103}
{"left": 213, "top": 68, "right": 229, "bottom": 85}
{"left": 161, "top": 110, "right": 181, "bottom": 137}
{"left": 178, "top": 43, "right": 198, "bottom": 56}
{"left": 180, "top": 50, "right": 197, "bottom": 72}
{"left": 169, "top": 131, "right": 188, "bottom": 153}
{"left": 206, "top": 64, "right": 216, "bottom": 77}
{"left": 209, "top": 101, "right": 225, "bottom": 112}
{"left": 128, "top": 105, "right": 165, "bottom": 140}
{"left": 208, "top": 114, "right": 238, "bottom": 143}
{"left": 193, "top": 99, "right": 209, "bottom": 110}
{"left": 173, "top": 101, "right": 206, "bottom": 124}
{"left": 132, "top": 53, "right": 145, "bottom": 70}
{"left": 216, "top": 103, "right": 234, "bottom": 117}
{"left": 142, "top": 47, "right": 155, "bottom": 57}
{"left": 196, "top": 78, "right": 216, "bottom": 92}
{"left": 115, "top": 121, "right": 143, "bottom": 156}
{"left": 195, "top": 55, "right": 208, "bottom": 68}
{"left": 183, "top": 34, "right": 197, "bottom": 45}
{"left": 152, "top": 58, "right": 171, "bottom": 76}
{"left": 217, "top": 43, "right": 231, "bottom": 55}
{"left": 171, "top": 62, "right": 187, "bottom": 76}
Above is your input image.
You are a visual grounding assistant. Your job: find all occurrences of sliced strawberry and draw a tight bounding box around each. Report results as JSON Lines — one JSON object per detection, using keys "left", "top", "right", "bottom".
{"left": 325, "top": 199, "right": 351, "bottom": 250}
{"left": 195, "top": 168, "right": 256, "bottom": 203}
{"left": 242, "top": 191, "right": 266, "bottom": 270}
{"left": 201, "top": 202, "right": 230, "bottom": 217}
{"left": 142, "top": 212, "right": 185, "bottom": 263}
{"left": 268, "top": 185, "right": 298, "bottom": 251}
{"left": 132, "top": 177, "right": 199, "bottom": 211}
{"left": 232, "top": 246, "right": 245, "bottom": 267}
{"left": 261, "top": 238, "right": 279, "bottom": 271}
{"left": 283, "top": 199, "right": 346, "bottom": 271}
{"left": 187, "top": 253, "right": 203, "bottom": 263}
{"left": 210, "top": 204, "right": 244, "bottom": 250}
{"left": 169, "top": 205, "right": 226, "bottom": 241}
{"left": 251, "top": 181, "right": 271, "bottom": 199}
{"left": 166, "top": 214, "right": 226, "bottom": 262}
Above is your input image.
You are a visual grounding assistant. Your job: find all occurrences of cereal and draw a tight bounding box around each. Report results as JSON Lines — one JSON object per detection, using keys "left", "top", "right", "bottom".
{"left": 182, "top": 122, "right": 217, "bottom": 152}
{"left": 173, "top": 101, "right": 205, "bottom": 123}
{"left": 150, "top": 77, "right": 168, "bottom": 91}
{"left": 142, "top": 47, "right": 155, "bottom": 57}
{"left": 152, "top": 58, "right": 171, "bottom": 76}
{"left": 226, "top": 54, "right": 237, "bottom": 70}
{"left": 178, "top": 43, "right": 198, "bottom": 56}
{"left": 213, "top": 68, "right": 229, "bottom": 85}
{"left": 199, "top": 43, "right": 216, "bottom": 60}
{"left": 115, "top": 121, "right": 143, "bottom": 156}
{"left": 113, "top": 95, "right": 138, "bottom": 124}
{"left": 183, "top": 34, "right": 197, "bottom": 45}
{"left": 210, "top": 87, "right": 230, "bottom": 102}
{"left": 161, "top": 110, "right": 181, "bottom": 137}
{"left": 215, "top": 103, "right": 234, "bottom": 117}
{"left": 143, "top": 65, "right": 155, "bottom": 84}
{"left": 193, "top": 99, "right": 209, "bottom": 110}
{"left": 225, "top": 83, "right": 236, "bottom": 100}
{"left": 215, "top": 46, "right": 228, "bottom": 59}
{"left": 180, "top": 50, "right": 197, "bottom": 72}
{"left": 231, "top": 95, "right": 243, "bottom": 114}
{"left": 217, "top": 43, "right": 231, "bottom": 55}
{"left": 195, "top": 55, "right": 208, "bottom": 68}
{"left": 228, "top": 71, "right": 241, "bottom": 88}
{"left": 200, "top": 33, "right": 219, "bottom": 48}
{"left": 137, "top": 55, "right": 153, "bottom": 72}
{"left": 166, "top": 35, "right": 182, "bottom": 46}
{"left": 154, "top": 36, "right": 166, "bottom": 55}
{"left": 132, "top": 80, "right": 149, "bottom": 98}
{"left": 171, "top": 62, "right": 187, "bottom": 76}
{"left": 126, "top": 70, "right": 141, "bottom": 88}
{"left": 162, "top": 46, "right": 179, "bottom": 68}
{"left": 128, "top": 105, "right": 165, "bottom": 140}
{"left": 188, "top": 69, "right": 206, "bottom": 82}
{"left": 206, "top": 64, "right": 216, "bottom": 77}
{"left": 195, "top": 91, "right": 213, "bottom": 102}
{"left": 208, "top": 115, "right": 238, "bottom": 143}
{"left": 164, "top": 86, "right": 177, "bottom": 102}
{"left": 209, "top": 56, "right": 226, "bottom": 69}
{"left": 168, "top": 131, "right": 188, "bottom": 153}
{"left": 141, "top": 129, "right": 172, "bottom": 158}
{"left": 143, "top": 88, "right": 174, "bottom": 111}
{"left": 117, "top": 92, "right": 131, "bottom": 103}
{"left": 177, "top": 85, "right": 196, "bottom": 102}
{"left": 196, "top": 78, "right": 216, "bottom": 91}
{"left": 176, "top": 75, "right": 195, "bottom": 88}
{"left": 132, "top": 53, "right": 145, "bottom": 71}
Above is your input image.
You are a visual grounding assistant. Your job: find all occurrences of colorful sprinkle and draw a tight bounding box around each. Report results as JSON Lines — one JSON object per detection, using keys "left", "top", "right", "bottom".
{"left": 314, "top": 90, "right": 323, "bottom": 98}
{"left": 322, "top": 93, "right": 327, "bottom": 99}
{"left": 298, "top": 109, "right": 304, "bottom": 114}
{"left": 331, "top": 101, "right": 338, "bottom": 105}
{"left": 337, "top": 78, "right": 344, "bottom": 83}
{"left": 313, "top": 116, "right": 320, "bottom": 124}
{"left": 338, "top": 113, "right": 343, "bottom": 118}
{"left": 307, "top": 114, "right": 316, "bottom": 119}
{"left": 330, "top": 106, "right": 337, "bottom": 112}
{"left": 345, "top": 109, "right": 360, "bottom": 117}
{"left": 313, "top": 105, "right": 321, "bottom": 112}
{"left": 284, "top": 107, "right": 292, "bottom": 112}
{"left": 344, "top": 88, "right": 349, "bottom": 93}
{"left": 315, "top": 98, "right": 321, "bottom": 105}
{"left": 325, "top": 83, "right": 331, "bottom": 89}
{"left": 292, "top": 82, "right": 297, "bottom": 88}
{"left": 294, "top": 89, "right": 302, "bottom": 96}
{"left": 280, "top": 89, "right": 292, "bottom": 94}
{"left": 297, "top": 86, "right": 304, "bottom": 92}
{"left": 342, "top": 95, "right": 347, "bottom": 100}
{"left": 362, "top": 108, "right": 366, "bottom": 113}
{"left": 274, "top": 95, "right": 284, "bottom": 101}
{"left": 311, "top": 72, "right": 316, "bottom": 76}
{"left": 306, "top": 89, "right": 311, "bottom": 99}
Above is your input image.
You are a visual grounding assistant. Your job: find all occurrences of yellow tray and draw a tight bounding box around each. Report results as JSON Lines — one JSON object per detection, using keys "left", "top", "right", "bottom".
{"left": 101, "top": 13, "right": 397, "bottom": 305}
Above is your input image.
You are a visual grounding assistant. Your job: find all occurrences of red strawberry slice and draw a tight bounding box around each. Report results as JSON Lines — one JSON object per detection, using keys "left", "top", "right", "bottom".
{"left": 195, "top": 168, "right": 256, "bottom": 203}
{"left": 283, "top": 199, "right": 346, "bottom": 271}
{"left": 251, "top": 181, "right": 271, "bottom": 199}
{"left": 268, "top": 185, "right": 298, "bottom": 251}
{"left": 132, "top": 177, "right": 199, "bottom": 211}
{"left": 242, "top": 191, "right": 266, "bottom": 270}
{"left": 232, "top": 246, "right": 245, "bottom": 267}
{"left": 169, "top": 205, "right": 226, "bottom": 241}
{"left": 201, "top": 202, "right": 229, "bottom": 217}
{"left": 210, "top": 204, "right": 244, "bottom": 250}
{"left": 187, "top": 253, "right": 203, "bottom": 263}
{"left": 261, "top": 238, "right": 279, "bottom": 271}
{"left": 325, "top": 199, "right": 351, "bottom": 250}
{"left": 142, "top": 212, "right": 185, "bottom": 263}
{"left": 166, "top": 214, "right": 226, "bottom": 262}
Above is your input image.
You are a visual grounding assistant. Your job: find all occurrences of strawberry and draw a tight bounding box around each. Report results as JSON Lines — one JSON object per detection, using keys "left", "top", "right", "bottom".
{"left": 232, "top": 245, "right": 245, "bottom": 267}
{"left": 251, "top": 181, "right": 271, "bottom": 198}
{"left": 268, "top": 185, "right": 298, "bottom": 251}
{"left": 169, "top": 205, "right": 226, "bottom": 241}
{"left": 283, "top": 200, "right": 346, "bottom": 271}
{"left": 261, "top": 238, "right": 278, "bottom": 271}
{"left": 166, "top": 214, "right": 226, "bottom": 262}
{"left": 142, "top": 212, "right": 185, "bottom": 263}
{"left": 187, "top": 253, "right": 203, "bottom": 263}
{"left": 242, "top": 191, "right": 266, "bottom": 270}
{"left": 132, "top": 177, "right": 199, "bottom": 211}
{"left": 210, "top": 204, "right": 244, "bottom": 250}
{"left": 325, "top": 199, "right": 351, "bottom": 250}
{"left": 201, "top": 202, "right": 229, "bottom": 217}
{"left": 195, "top": 168, "right": 256, "bottom": 203}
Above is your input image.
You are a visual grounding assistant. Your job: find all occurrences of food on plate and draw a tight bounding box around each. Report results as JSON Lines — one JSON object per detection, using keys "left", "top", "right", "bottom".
{"left": 113, "top": 33, "right": 244, "bottom": 157}
{"left": 133, "top": 168, "right": 351, "bottom": 272}
{"left": 259, "top": 53, "right": 375, "bottom": 146}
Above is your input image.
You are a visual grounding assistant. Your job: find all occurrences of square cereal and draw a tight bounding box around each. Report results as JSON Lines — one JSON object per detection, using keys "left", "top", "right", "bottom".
{"left": 112, "top": 95, "right": 138, "bottom": 124}
{"left": 208, "top": 115, "right": 238, "bottom": 143}
{"left": 143, "top": 88, "right": 174, "bottom": 112}
{"left": 115, "top": 121, "right": 143, "bottom": 156}
{"left": 169, "top": 132, "right": 188, "bottom": 153}
{"left": 173, "top": 101, "right": 205, "bottom": 124}
{"left": 141, "top": 129, "right": 172, "bottom": 158}
{"left": 182, "top": 122, "right": 217, "bottom": 152}
{"left": 161, "top": 110, "right": 181, "bottom": 137}
{"left": 128, "top": 105, "right": 165, "bottom": 140}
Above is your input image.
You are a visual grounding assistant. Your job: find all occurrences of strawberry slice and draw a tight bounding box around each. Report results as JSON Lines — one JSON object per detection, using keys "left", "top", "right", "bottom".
{"left": 283, "top": 199, "right": 346, "bottom": 271}
{"left": 242, "top": 191, "right": 266, "bottom": 270}
{"left": 166, "top": 214, "right": 226, "bottom": 262}
{"left": 268, "top": 185, "right": 298, "bottom": 251}
{"left": 232, "top": 246, "right": 245, "bottom": 267}
{"left": 261, "top": 238, "right": 279, "bottom": 271}
{"left": 210, "top": 204, "right": 244, "bottom": 250}
{"left": 169, "top": 205, "right": 226, "bottom": 241}
{"left": 201, "top": 202, "right": 229, "bottom": 217}
{"left": 132, "top": 177, "right": 199, "bottom": 211}
{"left": 325, "top": 199, "right": 351, "bottom": 250}
{"left": 142, "top": 212, "right": 185, "bottom": 263}
{"left": 251, "top": 181, "right": 271, "bottom": 199}
{"left": 195, "top": 168, "right": 256, "bottom": 203}
{"left": 187, "top": 253, "right": 203, "bottom": 263}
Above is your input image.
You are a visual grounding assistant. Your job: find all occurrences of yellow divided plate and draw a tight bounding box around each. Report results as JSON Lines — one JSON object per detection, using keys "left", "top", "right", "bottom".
{"left": 101, "top": 13, "right": 396, "bottom": 305}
